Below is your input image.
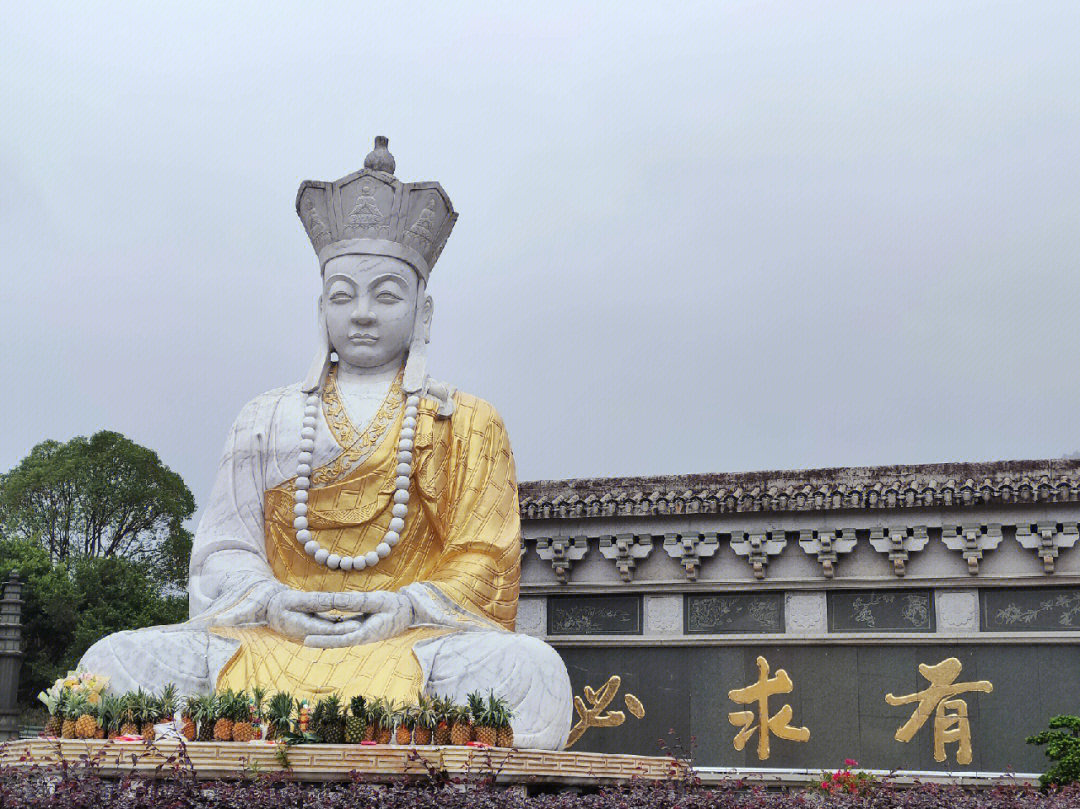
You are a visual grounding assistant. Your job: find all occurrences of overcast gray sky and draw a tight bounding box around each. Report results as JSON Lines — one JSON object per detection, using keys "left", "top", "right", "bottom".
{"left": 2, "top": 1, "right": 1078, "bottom": 524}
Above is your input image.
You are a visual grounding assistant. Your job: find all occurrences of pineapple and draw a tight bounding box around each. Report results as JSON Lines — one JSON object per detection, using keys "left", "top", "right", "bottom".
{"left": 413, "top": 694, "right": 436, "bottom": 745}
{"left": 373, "top": 698, "right": 394, "bottom": 745}
{"left": 119, "top": 693, "right": 140, "bottom": 737}
{"left": 60, "top": 693, "right": 81, "bottom": 740}
{"left": 449, "top": 704, "right": 472, "bottom": 746}
{"left": 195, "top": 694, "right": 217, "bottom": 742}
{"left": 466, "top": 692, "right": 486, "bottom": 742}
{"left": 158, "top": 683, "right": 179, "bottom": 723}
{"left": 495, "top": 695, "right": 514, "bottom": 748}
{"left": 232, "top": 689, "right": 257, "bottom": 742}
{"left": 75, "top": 698, "right": 100, "bottom": 740}
{"left": 247, "top": 685, "right": 268, "bottom": 740}
{"left": 309, "top": 696, "right": 327, "bottom": 741}
{"left": 134, "top": 689, "right": 158, "bottom": 740}
{"left": 266, "top": 691, "right": 295, "bottom": 741}
{"left": 433, "top": 695, "right": 452, "bottom": 746}
{"left": 213, "top": 690, "right": 236, "bottom": 741}
{"left": 473, "top": 692, "right": 498, "bottom": 747}
{"left": 180, "top": 695, "right": 199, "bottom": 741}
{"left": 345, "top": 695, "right": 366, "bottom": 744}
{"left": 42, "top": 688, "right": 68, "bottom": 737}
{"left": 314, "top": 694, "right": 345, "bottom": 744}
{"left": 394, "top": 704, "right": 415, "bottom": 745}
{"left": 361, "top": 698, "right": 376, "bottom": 742}
{"left": 44, "top": 711, "right": 63, "bottom": 738}
{"left": 97, "top": 694, "right": 122, "bottom": 741}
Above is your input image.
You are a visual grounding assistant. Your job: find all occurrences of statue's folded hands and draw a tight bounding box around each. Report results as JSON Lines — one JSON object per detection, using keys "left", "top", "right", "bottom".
{"left": 267, "top": 590, "right": 371, "bottom": 642}
{"left": 303, "top": 590, "right": 414, "bottom": 648}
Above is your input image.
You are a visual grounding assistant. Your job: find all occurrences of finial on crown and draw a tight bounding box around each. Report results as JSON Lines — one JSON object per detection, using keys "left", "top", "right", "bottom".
{"left": 364, "top": 136, "right": 396, "bottom": 175}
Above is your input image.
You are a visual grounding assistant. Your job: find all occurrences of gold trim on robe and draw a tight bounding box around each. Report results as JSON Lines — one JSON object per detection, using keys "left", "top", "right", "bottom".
{"left": 211, "top": 366, "right": 521, "bottom": 703}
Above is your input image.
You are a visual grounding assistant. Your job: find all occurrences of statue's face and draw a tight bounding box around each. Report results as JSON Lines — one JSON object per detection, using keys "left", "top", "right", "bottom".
{"left": 321, "top": 254, "right": 425, "bottom": 370}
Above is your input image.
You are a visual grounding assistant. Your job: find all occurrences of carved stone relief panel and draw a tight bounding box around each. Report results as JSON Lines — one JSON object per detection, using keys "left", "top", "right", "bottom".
{"left": 980, "top": 587, "right": 1080, "bottom": 631}
{"left": 936, "top": 590, "right": 979, "bottom": 633}
{"left": 684, "top": 592, "right": 784, "bottom": 634}
{"left": 547, "top": 594, "right": 643, "bottom": 635}
{"left": 785, "top": 592, "right": 827, "bottom": 635}
{"left": 827, "top": 589, "right": 935, "bottom": 632}
{"left": 644, "top": 594, "right": 682, "bottom": 634}
{"left": 516, "top": 596, "right": 546, "bottom": 638}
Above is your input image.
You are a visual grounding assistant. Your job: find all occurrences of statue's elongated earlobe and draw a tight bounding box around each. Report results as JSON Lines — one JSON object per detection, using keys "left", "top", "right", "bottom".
{"left": 301, "top": 298, "right": 332, "bottom": 393}
{"left": 402, "top": 281, "right": 428, "bottom": 394}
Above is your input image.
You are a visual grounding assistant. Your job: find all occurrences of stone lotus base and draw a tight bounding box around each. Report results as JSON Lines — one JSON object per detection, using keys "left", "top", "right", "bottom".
{"left": 0, "top": 739, "right": 689, "bottom": 785}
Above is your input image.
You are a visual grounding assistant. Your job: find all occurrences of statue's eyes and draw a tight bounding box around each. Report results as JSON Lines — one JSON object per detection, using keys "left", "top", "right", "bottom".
{"left": 329, "top": 292, "right": 352, "bottom": 303}
{"left": 377, "top": 291, "right": 403, "bottom": 303}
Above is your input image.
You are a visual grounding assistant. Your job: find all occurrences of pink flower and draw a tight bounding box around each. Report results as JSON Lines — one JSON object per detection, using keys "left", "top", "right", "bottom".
{"left": 844, "top": 758, "right": 858, "bottom": 767}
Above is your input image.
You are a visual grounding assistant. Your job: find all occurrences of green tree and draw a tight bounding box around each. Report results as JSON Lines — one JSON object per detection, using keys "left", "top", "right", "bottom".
{"left": 0, "top": 431, "right": 194, "bottom": 704}
{"left": 0, "top": 537, "right": 188, "bottom": 704}
{"left": 0, "top": 431, "right": 194, "bottom": 588}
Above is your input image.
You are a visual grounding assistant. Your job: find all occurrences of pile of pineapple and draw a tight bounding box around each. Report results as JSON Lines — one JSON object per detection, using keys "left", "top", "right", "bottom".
{"left": 40, "top": 677, "right": 516, "bottom": 748}
{"left": 42, "top": 684, "right": 181, "bottom": 740}
{"left": 298, "top": 691, "right": 515, "bottom": 747}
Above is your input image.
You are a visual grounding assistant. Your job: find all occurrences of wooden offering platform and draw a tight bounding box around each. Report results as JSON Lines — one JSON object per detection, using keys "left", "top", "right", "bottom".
{"left": 0, "top": 739, "right": 689, "bottom": 786}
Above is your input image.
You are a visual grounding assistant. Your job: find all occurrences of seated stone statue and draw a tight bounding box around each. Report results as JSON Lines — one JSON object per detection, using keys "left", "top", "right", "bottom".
{"left": 81, "top": 138, "right": 573, "bottom": 750}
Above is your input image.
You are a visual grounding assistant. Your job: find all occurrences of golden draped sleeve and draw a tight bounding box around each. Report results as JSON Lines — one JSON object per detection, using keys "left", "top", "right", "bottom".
{"left": 209, "top": 378, "right": 521, "bottom": 703}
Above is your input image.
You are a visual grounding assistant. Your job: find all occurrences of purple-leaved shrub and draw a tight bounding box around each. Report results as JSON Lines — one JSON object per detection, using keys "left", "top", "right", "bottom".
{"left": 3, "top": 746, "right": 1080, "bottom": 809}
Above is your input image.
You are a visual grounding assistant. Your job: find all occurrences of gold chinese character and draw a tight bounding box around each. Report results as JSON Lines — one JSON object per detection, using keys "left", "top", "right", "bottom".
{"left": 565, "top": 675, "right": 646, "bottom": 748}
{"left": 728, "top": 656, "right": 810, "bottom": 760}
{"left": 885, "top": 657, "right": 993, "bottom": 765}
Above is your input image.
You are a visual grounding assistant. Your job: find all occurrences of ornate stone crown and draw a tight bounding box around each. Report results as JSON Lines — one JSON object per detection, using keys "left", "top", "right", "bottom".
{"left": 295, "top": 136, "right": 457, "bottom": 281}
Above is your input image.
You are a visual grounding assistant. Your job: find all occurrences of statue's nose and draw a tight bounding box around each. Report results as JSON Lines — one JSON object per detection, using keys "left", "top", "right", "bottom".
{"left": 351, "top": 297, "right": 376, "bottom": 323}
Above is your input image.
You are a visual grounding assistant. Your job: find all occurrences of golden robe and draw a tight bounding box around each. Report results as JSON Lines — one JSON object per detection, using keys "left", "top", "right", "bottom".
{"left": 210, "top": 368, "right": 521, "bottom": 703}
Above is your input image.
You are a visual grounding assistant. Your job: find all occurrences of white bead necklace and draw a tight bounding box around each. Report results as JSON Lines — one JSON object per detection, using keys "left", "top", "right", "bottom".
{"left": 293, "top": 387, "right": 420, "bottom": 570}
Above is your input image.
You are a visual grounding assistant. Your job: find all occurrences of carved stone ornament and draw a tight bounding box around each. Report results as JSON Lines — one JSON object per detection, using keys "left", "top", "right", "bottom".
{"left": 797, "top": 529, "right": 856, "bottom": 578}
{"left": 662, "top": 532, "right": 720, "bottom": 580}
{"left": 730, "top": 531, "right": 787, "bottom": 579}
{"left": 599, "top": 534, "right": 654, "bottom": 582}
{"left": 535, "top": 536, "right": 589, "bottom": 584}
{"left": 941, "top": 523, "right": 1003, "bottom": 575}
{"left": 1014, "top": 522, "right": 1079, "bottom": 573}
{"left": 868, "top": 525, "right": 929, "bottom": 577}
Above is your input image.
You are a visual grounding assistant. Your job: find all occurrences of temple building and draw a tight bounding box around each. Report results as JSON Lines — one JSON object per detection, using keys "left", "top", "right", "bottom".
{"left": 518, "top": 458, "right": 1080, "bottom": 771}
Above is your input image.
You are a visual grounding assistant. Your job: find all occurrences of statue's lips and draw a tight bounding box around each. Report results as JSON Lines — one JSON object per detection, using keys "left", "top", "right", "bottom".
{"left": 348, "top": 334, "right": 378, "bottom": 345}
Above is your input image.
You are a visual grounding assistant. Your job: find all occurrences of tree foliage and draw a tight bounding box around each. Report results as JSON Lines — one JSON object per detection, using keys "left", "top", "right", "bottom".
{"left": 1029, "top": 714, "right": 1080, "bottom": 788}
{"left": 0, "top": 431, "right": 194, "bottom": 587}
{"left": 0, "top": 431, "right": 195, "bottom": 704}
{"left": 0, "top": 537, "right": 188, "bottom": 704}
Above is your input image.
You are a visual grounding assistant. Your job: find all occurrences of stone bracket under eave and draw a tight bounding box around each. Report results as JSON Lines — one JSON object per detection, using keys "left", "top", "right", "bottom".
{"left": 661, "top": 532, "right": 720, "bottom": 580}
{"left": 535, "top": 536, "right": 589, "bottom": 584}
{"left": 598, "top": 534, "right": 655, "bottom": 582}
{"left": 868, "top": 525, "right": 929, "bottom": 577}
{"left": 729, "top": 531, "right": 786, "bottom": 579}
{"left": 942, "top": 523, "right": 1003, "bottom": 575}
{"left": 797, "top": 529, "right": 856, "bottom": 578}
{"left": 1014, "top": 521, "right": 1079, "bottom": 573}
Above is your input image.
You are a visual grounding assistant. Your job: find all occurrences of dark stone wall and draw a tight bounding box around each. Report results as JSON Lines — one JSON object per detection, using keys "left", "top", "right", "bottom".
{"left": 558, "top": 643, "right": 1080, "bottom": 771}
